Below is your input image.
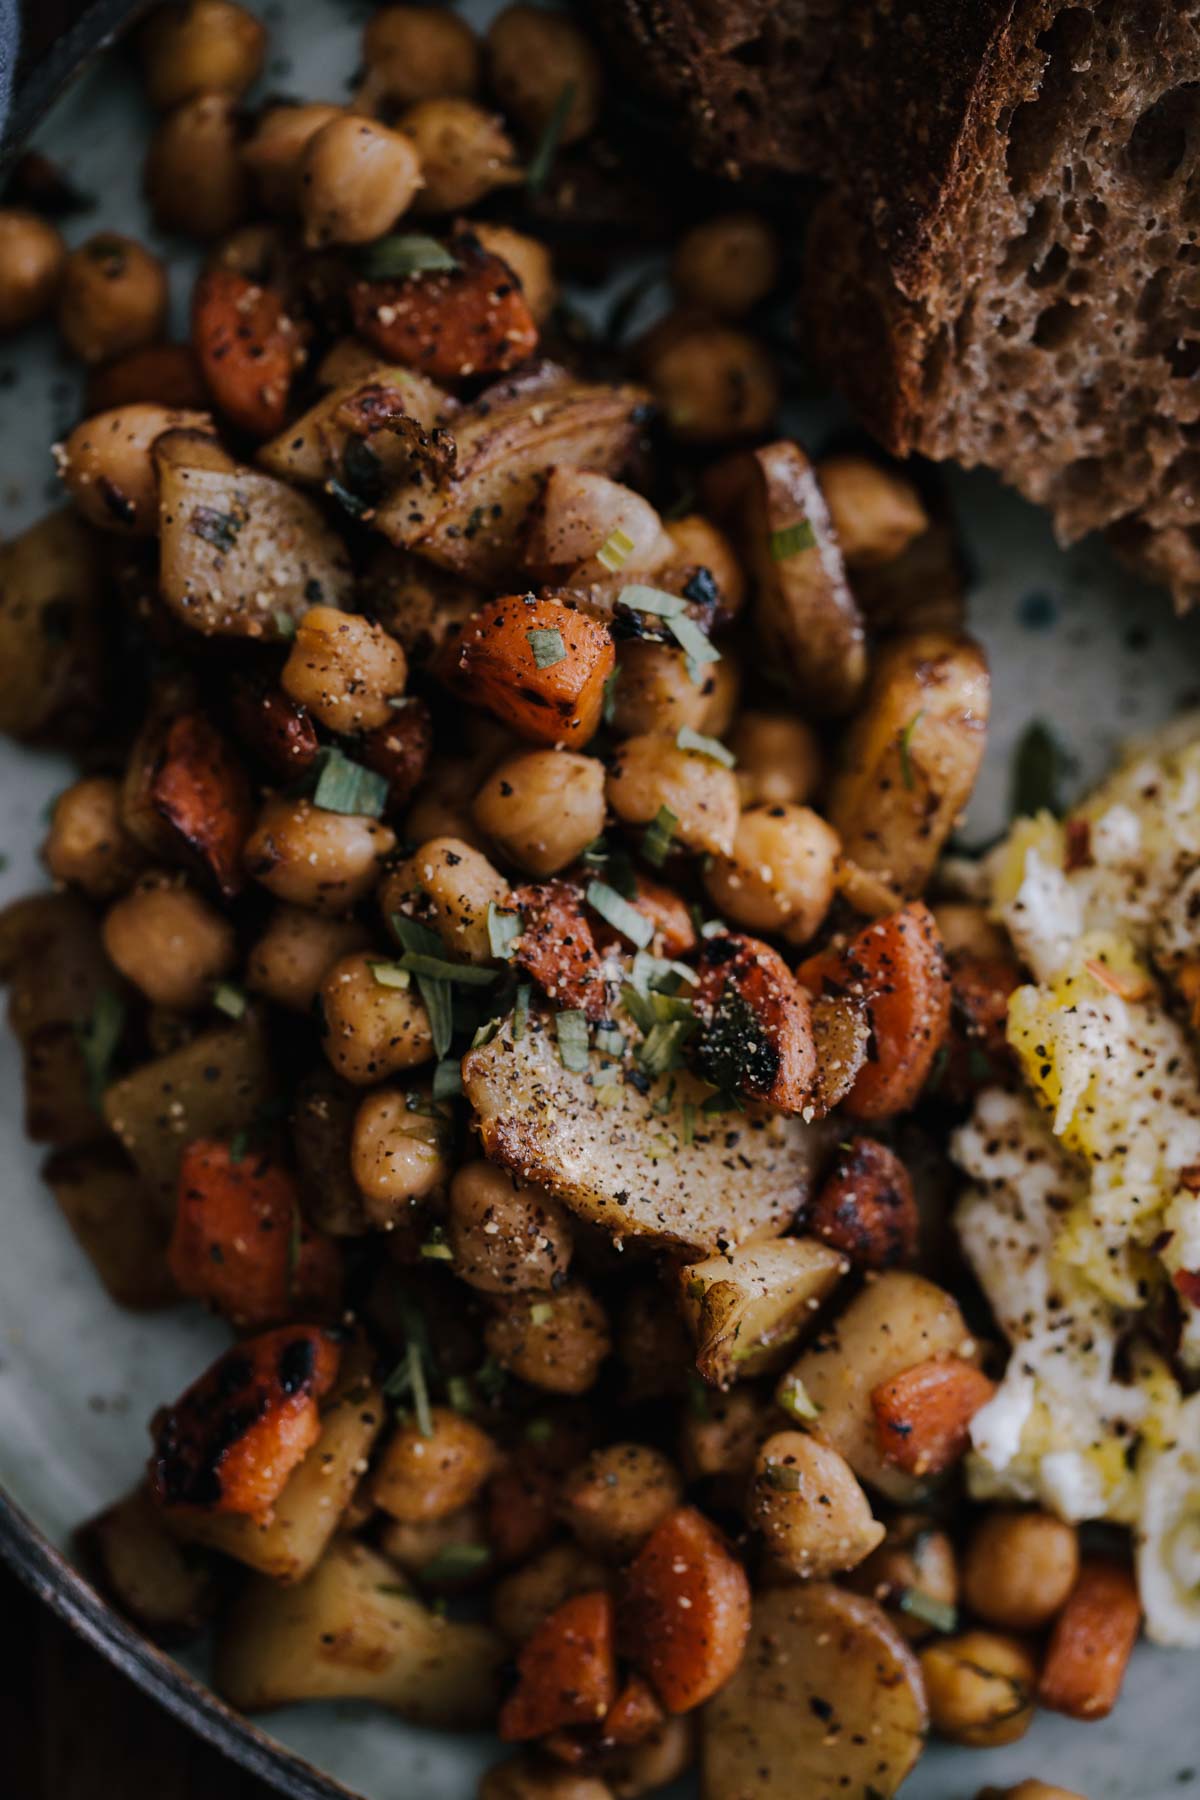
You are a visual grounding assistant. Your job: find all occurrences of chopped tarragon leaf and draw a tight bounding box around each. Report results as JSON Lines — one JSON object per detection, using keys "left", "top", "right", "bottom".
{"left": 77, "top": 988, "right": 125, "bottom": 1106}
{"left": 596, "top": 525, "right": 635, "bottom": 572}
{"left": 676, "top": 725, "right": 735, "bottom": 767}
{"left": 667, "top": 610, "right": 720, "bottom": 679}
{"left": 212, "top": 981, "right": 246, "bottom": 1019}
{"left": 432, "top": 1058, "right": 463, "bottom": 1101}
{"left": 398, "top": 951, "right": 499, "bottom": 986}
{"left": 408, "top": 1340, "right": 433, "bottom": 1437}
{"left": 770, "top": 519, "right": 816, "bottom": 560}
{"left": 529, "top": 1301, "right": 554, "bottom": 1325}
{"left": 312, "top": 746, "right": 389, "bottom": 818}
{"left": 617, "top": 584, "right": 684, "bottom": 619}
{"left": 390, "top": 914, "right": 453, "bottom": 1058}
{"left": 526, "top": 79, "right": 577, "bottom": 193}
{"left": 512, "top": 982, "right": 531, "bottom": 1040}
{"left": 358, "top": 232, "right": 459, "bottom": 280}
{"left": 637, "top": 1017, "right": 696, "bottom": 1076}
{"left": 629, "top": 948, "right": 697, "bottom": 995}
{"left": 487, "top": 901, "right": 522, "bottom": 960}
{"left": 1011, "top": 717, "right": 1072, "bottom": 819}
{"left": 778, "top": 1374, "right": 822, "bottom": 1422}
{"left": 527, "top": 626, "right": 566, "bottom": 670}
{"left": 897, "top": 1588, "right": 958, "bottom": 1634}
{"left": 369, "top": 959, "right": 412, "bottom": 990}
{"left": 594, "top": 1023, "right": 626, "bottom": 1057}
{"left": 272, "top": 609, "right": 297, "bottom": 639}
{"left": 899, "top": 709, "right": 925, "bottom": 791}
{"left": 420, "top": 1542, "right": 491, "bottom": 1582}
{"left": 642, "top": 805, "right": 677, "bottom": 867}
{"left": 555, "top": 1007, "right": 590, "bottom": 1072}
{"left": 594, "top": 1082, "right": 623, "bottom": 1105}
{"left": 586, "top": 878, "right": 653, "bottom": 949}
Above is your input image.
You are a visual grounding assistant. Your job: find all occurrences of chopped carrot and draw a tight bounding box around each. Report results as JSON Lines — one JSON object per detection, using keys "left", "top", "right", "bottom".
{"left": 151, "top": 711, "right": 254, "bottom": 899}
{"left": 437, "top": 594, "right": 615, "bottom": 748}
{"left": 168, "top": 1139, "right": 341, "bottom": 1329}
{"left": 872, "top": 1355, "right": 996, "bottom": 1476}
{"left": 693, "top": 932, "right": 816, "bottom": 1113}
{"left": 809, "top": 1135, "right": 919, "bottom": 1269}
{"left": 499, "top": 1590, "right": 618, "bottom": 1741}
{"left": 514, "top": 879, "right": 610, "bottom": 1020}
{"left": 1039, "top": 1557, "right": 1141, "bottom": 1720}
{"left": 359, "top": 697, "right": 433, "bottom": 818}
{"left": 148, "top": 1326, "right": 339, "bottom": 1519}
{"left": 191, "top": 267, "right": 303, "bottom": 438}
{"left": 350, "top": 228, "right": 538, "bottom": 382}
{"left": 618, "top": 1505, "right": 751, "bottom": 1714}
{"left": 543, "top": 1672, "right": 664, "bottom": 1765}
{"left": 797, "top": 901, "right": 951, "bottom": 1118}
{"left": 85, "top": 341, "right": 209, "bottom": 414}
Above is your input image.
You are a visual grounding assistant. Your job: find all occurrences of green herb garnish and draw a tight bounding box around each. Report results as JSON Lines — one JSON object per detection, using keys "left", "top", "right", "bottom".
{"left": 272, "top": 609, "right": 297, "bottom": 639}
{"left": 527, "top": 626, "right": 566, "bottom": 670}
{"left": 586, "top": 878, "right": 653, "bottom": 949}
{"left": 432, "top": 1058, "right": 463, "bottom": 1101}
{"left": 212, "top": 981, "right": 246, "bottom": 1019}
{"left": 1011, "top": 718, "right": 1071, "bottom": 818}
{"left": 897, "top": 1588, "right": 958, "bottom": 1634}
{"left": 899, "top": 710, "right": 924, "bottom": 792}
{"left": 617, "top": 584, "right": 684, "bottom": 618}
{"left": 526, "top": 80, "right": 577, "bottom": 193}
{"left": 529, "top": 1301, "right": 554, "bottom": 1326}
{"left": 191, "top": 505, "right": 244, "bottom": 552}
{"left": 76, "top": 989, "right": 125, "bottom": 1106}
{"left": 397, "top": 951, "right": 498, "bottom": 987}
{"left": 512, "top": 982, "right": 531, "bottom": 1040}
{"left": 764, "top": 1462, "right": 804, "bottom": 1491}
{"left": 770, "top": 519, "right": 816, "bottom": 560}
{"left": 642, "top": 805, "right": 677, "bottom": 868}
{"left": 390, "top": 914, "right": 454, "bottom": 1058}
{"left": 676, "top": 725, "right": 735, "bottom": 767}
{"left": 596, "top": 525, "right": 635, "bottom": 572}
{"left": 668, "top": 610, "right": 720, "bottom": 680}
{"left": 420, "top": 1227, "right": 454, "bottom": 1261}
{"left": 369, "top": 960, "right": 412, "bottom": 990}
{"left": 312, "top": 746, "right": 390, "bottom": 818}
{"left": 487, "top": 902, "right": 522, "bottom": 960}
{"left": 555, "top": 1007, "right": 590, "bottom": 1072}
{"left": 636, "top": 1016, "right": 696, "bottom": 1076}
{"left": 778, "top": 1374, "right": 821, "bottom": 1422}
{"left": 419, "top": 1542, "right": 491, "bottom": 1583}
{"left": 358, "top": 233, "right": 458, "bottom": 280}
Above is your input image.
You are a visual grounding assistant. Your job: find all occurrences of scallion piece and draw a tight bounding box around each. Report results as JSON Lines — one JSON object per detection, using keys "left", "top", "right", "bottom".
{"left": 212, "top": 981, "right": 246, "bottom": 1019}
{"left": 770, "top": 519, "right": 816, "bottom": 560}
{"left": 432, "top": 1058, "right": 463, "bottom": 1101}
{"left": 642, "top": 805, "right": 677, "bottom": 868}
{"left": 76, "top": 988, "right": 125, "bottom": 1106}
{"left": 555, "top": 1007, "right": 590, "bottom": 1072}
{"left": 765, "top": 1462, "right": 804, "bottom": 1491}
{"left": 526, "top": 80, "right": 576, "bottom": 193}
{"left": 636, "top": 1017, "right": 695, "bottom": 1076}
{"left": 594, "top": 1082, "right": 623, "bottom": 1106}
{"left": 527, "top": 626, "right": 566, "bottom": 669}
{"left": 596, "top": 525, "right": 635, "bottom": 572}
{"left": 398, "top": 951, "right": 498, "bottom": 986}
{"left": 272, "top": 609, "right": 297, "bottom": 639}
{"left": 778, "top": 1374, "right": 822, "bottom": 1422}
{"left": 594, "top": 1023, "right": 626, "bottom": 1057}
{"left": 897, "top": 1588, "right": 958, "bottom": 1634}
{"left": 358, "top": 233, "right": 458, "bottom": 280}
{"left": 617, "top": 583, "right": 684, "bottom": 619}
{"left": 369, "top": 960, "right": 412, "bottom": 990}
{"left": 681, "top": 1100, "right": 696, "bottom": 1146}
{"left": 312, "top": 746, "right": 389, "bottom": 818}
{"left": 676, "top": 725, "right": 735, "bottom": 767}
{"left": 487, "top": 901, "right": 522, "bottom": 960}
{"left": 529, "top": 1301, "right": 554, "bottom": 1325}
{"left": 419, "top": 1542, "right": 491, "bottom": 1582}
{"left": 667, "top": 610, "right": 720, "bottom": 676}
{"left": 586, "top": 878, "right": 653, "bottom": 949}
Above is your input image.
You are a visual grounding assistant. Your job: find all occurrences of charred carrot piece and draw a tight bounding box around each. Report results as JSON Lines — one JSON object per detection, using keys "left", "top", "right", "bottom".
{"left": 618, "top": 1505, "right": 751, "bottom": 1714}
{"left": 693, "top": 932, "right": 816, "bottom": 1113}
{"left": 588, "top": 872, "right": 696, "bottom": 960}
{"left": 228, "top": 675, "right": 319, "bottom": 782}
{"left": 151, "top": 711, "right": 255, "bottom": 898}
{"left": 168, "top": 1138, "right": 341, "bottom": 1329}
{"left": 437, "top": 594, "right": 615, "bottom": 748}
{"left": 350, "top": 228, "right": 538, "bottom": 382}
{"left": 872, "top": 1354, "right": 996, "bottom": 1476}
{"left": 192, "top": 267, "right": 303, "bottom": 438}
{"left": 809, "top": 1135, "right": 919, "bottom": 1269}
{"left": 1039, "top": 1557, "right": 1141, "bottom": 1720}
{"left": 513, "top": 879, "right": 610, "bottom": 1021}
{"left": 543, "top": 1672, "right": 664, "bottom": 1766}
{"left": 148, "top": 1325, "right": 339, "bottom": 1519}
{"left": 499, "top": 1590, "right": 618, "bottom": 1741}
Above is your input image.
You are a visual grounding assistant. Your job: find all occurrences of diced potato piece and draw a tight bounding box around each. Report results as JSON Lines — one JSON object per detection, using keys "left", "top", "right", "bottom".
{"left": 679, "top": 1237, "right": 846, "bottom": 1388}
{"left": 44, "top": 1144, "right": 175, "bottom": 1309}
{"left": 77, "top": 1484, "right": 217, "bottom": 1644}
{"left": 702, "top": 1583, "right": 927, "bottom": 1798}
{"left": 214, "top": 1536, "right": 504, "bottom": 1724}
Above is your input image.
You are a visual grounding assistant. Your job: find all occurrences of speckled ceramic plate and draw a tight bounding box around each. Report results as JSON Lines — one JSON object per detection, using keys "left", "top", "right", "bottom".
{"left": 2, "top": 5, "right": 1200, "bottom": 1794}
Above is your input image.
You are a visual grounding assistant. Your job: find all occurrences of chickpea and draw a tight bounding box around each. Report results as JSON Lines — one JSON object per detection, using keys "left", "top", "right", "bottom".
{"left": 703, "top": 803, "right": 840, "bottom": 946}
{"left": 42, "top": 776, "right": 145, "bottom": 899}
{"left": 300, "top": 115, "right": 423, "bottom": 248}
{"left": 920, "top": 1630, "right": 1038, "bottom": 1748}
{"left": 57, "top": 234, "right": 168, "bottom": 366}
{"left": 448, "top": 1161, "right": 572, "bottom": 1294}
{"left": 678, "top": 1386, "right": 767, "bottom": 1483}
{"left": 138, "top": 0, "right": 265, "bottom": 109}
{"left": 0, "top": 210, "right": 65, "bottom": 335}
{"left": 241, "top": 103, "right": 343, "bottom": 215}
{"left": 671, "top": 212, "right": 780, "bottom": 318}
{"left": 481, "top": 1757, "right": 612, "bottom": 1800}
{"left": 664, "top": 513, "right": 747, "bottom": 616}
{"left": 932, "top": 902, "right": 1011, "bottom": 962}
{"left": 281, "top": 607, "right": 408, "bottom": 735}
{"left": 486, "top": 5, "right": 602, "bottom": 145}
{"left": 350, "top": 1083, "right": 451, "bottom": 1222}
{"left": 319, "top": 951, "right": 434, "bottom": 1085}
{"left": 382, "top": 837, "right": 510, "bottom": 964}
{"left": 609, "top": 642, "right": 725, "bottom": 740}
{"left": 378, "top": 1503, "right": 488, "bottom": 1581}
{"left": 473, "top": 750, "right": 605, "bottom": 878}
{"left": 471, "top": 223, "right": 557, "bottom": 326}
{"left": 491, "top": 1541, "right": 608, "bottom": 1645}
{"left": 525, "top": 469, "right": 672, "bottom": 584}
{"left": 399, "top": 98, "right": 520, "bottom": 214}
{"left": 246, "top": 905, "right": 369, "bottom": 1013}
{"left": 371, "top": 1406, "right": 500, "bottom": 1524}
{"left": 560, "top": 1444, "right": 682, "bottom": 1561}
{"left": 404, "top": 763, "right": 489, "bottom": 852}
{"left": 729, "top": 710, "right": 822, "bottom": 808}
{"left": 145, "top": 93, "right": 250, "bottom": 239}
{"left": 245, "top": 798, "right": 394, "bottom": 913}
{"left": 485, "top": 1282, "right": 611, "bottom": 1395}
{"left": 102, "top": 876, "right": 235, "bottom": 1009}
{"left": 845, "top": 1514, "right": 959, "bottom": 1641}
{"left": 58, "top": 404, "right": 210, "bottom": 536}
{"left": 607, "top": 733, "right": 739, "bottom": 857}
{"left": 817, "top": 454, "right": 929, "bottom": 570}
{"left": 748, "top": 1431, "right": 884, "bottom": 1579}
{"left": 962, "top": 1509, "right": 1080, "bottom": 1632}
{"left": 359, "top": 6, "right": 480, "bottom": 110}
{"left": 644, "top": 324, "right": 778, "bottom": 445}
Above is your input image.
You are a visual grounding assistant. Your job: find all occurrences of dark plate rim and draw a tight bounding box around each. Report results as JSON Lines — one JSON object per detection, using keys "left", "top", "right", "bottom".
{"left": 0, "top": 1483, "right": 361, "bottom": 1800}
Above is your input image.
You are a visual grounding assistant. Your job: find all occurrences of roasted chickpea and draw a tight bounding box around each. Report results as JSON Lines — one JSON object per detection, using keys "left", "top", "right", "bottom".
{"left": 473, "top": 750, "right": 605, "bottom": 877}
{"left": 962, "top": 1509, "right": 1080, "bottom": 1632}
{"left": 645, "top": 324, "right": 778, "bottom": 445}
{"left": 486, "top": 5, "right": 602, "bottom": 145}
{"left": 703, "top": 803, "right": 840, "bottom": 946}
{"left": 378, "top": 1503, "right": 489, "bottom": 1582}
{"left": 606, "top": 733, "right": 740, "bottom": 856}
{"left": 845, "top": 1513, "right": 959, "bottom": 1641}
{"left": 0, "top": 210, "right": 65, "bottom": 335}
{"left": 400, "top": 98, "right": 520, "bottom": 214}
{"left": 138, "top": 0, "right": 265, "bottom": 109}
{"left": 664, "top": 512, "right": 747, "bottom": 616}
{"left": 381, "top": 837, "right": 510, "bottom": 964}
{"left": 319, "top": 951, "right": 434, "bottom": 1085}
{"left": 671, "top": 212, "right": 780, "bottom": 318}
{"left": 145, "top": 93, "right": 250, "bottom": 239}
{"left": 241, "top": 103, "right": 343, "bottom": 215}
{"left": 58, "top": 404, "right": 211, "bottom": 536}
{"left": 920, "top": 1630, "right": 1038, "bottom": 1748}
{"left": 300, "top": 116, "right": 423, "bottom": 248}
{"left": 490, "top": 1540, "right": 608, "bottom": 1644}
{"left": 559, "top": 1444, "right": 682, "bottom": 1561}
{"left": 359, "top": 6, "right": 480, "bottom": 110}
{"left": 471, "top": 223, "right": 557, "bottom": 326}
{"left": 481, "top": 1757, "right": 612, "bottom": 1800}
{"left": 281, "top": 606, "right": 408, "bottom": 734}
{"left": 350, "top": 1082, "right": 451, "bottom": 1222}
{"left": 678, "top": 1386, "right": 767, "bottom": 1483}
{"left": 102, "top": 876, "right": 235, "bottom": 1010}
{"left": 404, "top": 763, "right": 489, "bottom": 852}
{"left": 56, "top": 234, "right": 168, "bottom": 365}
{"left": 728, "top": 710, "right": 822, "bottom": 808}
{"left": 817, "top": 454, "right": 929, "bottom": 570}
{"left": 42, "top": 776, "right": 145, "bottom": 899}
{"left": 608, "top": 642, "right": 728, "bottom": 740}
{"left": 749, "top": 1431, "right": 884, "bottom": 1579}
{"left": 371, "top": 1406, "right": 501, "bottom": 1523}
{"left": 448, "top": 1161, "right": 573, "bottom": 1294}
{"left": 485, "top": 1282, "right": 611, "bottom": 1395}
{"left": 245, "top": 905, "right": 369, "bottom": 1013}
{"left": 244, "top": 798, "right": 395, "bottom": 913}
